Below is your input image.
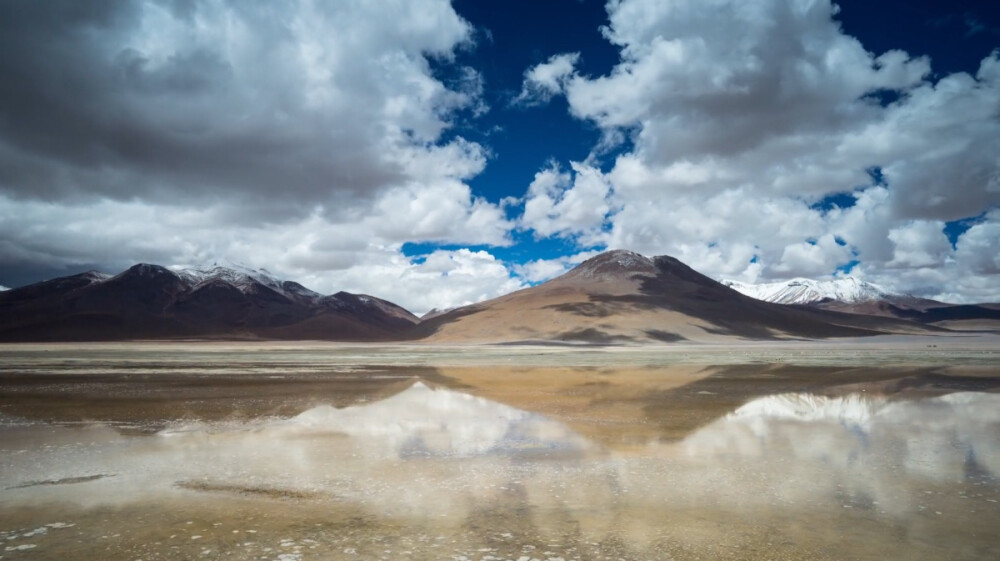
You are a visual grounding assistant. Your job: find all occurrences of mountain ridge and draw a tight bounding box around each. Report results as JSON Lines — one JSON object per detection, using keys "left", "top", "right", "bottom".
{"left": 0, "top": 263, "right": 417, "bottom": 342}
{"left": 412, "top": 250, "right": 939, "bottom": 344}
{"left": 721, "top": 277, "right": 896, "bottom": 305}
{"left": 720, "top": 275, "right": 1000, "bottom": 327}
{"left": 2, "top": 250, "right": 994, "bottom": 343}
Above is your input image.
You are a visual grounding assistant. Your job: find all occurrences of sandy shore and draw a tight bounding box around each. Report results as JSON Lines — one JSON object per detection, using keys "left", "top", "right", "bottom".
{"left": 1, "top": 331, "right": 998, "bottom": 365}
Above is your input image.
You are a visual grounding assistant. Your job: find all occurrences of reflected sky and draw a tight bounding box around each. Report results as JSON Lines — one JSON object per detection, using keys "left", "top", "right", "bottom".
{"left": 1, "top": 377, "right": 999, "bottom": 560}
{"left": 690, "top": 391, "right": 1000, "bottom": 481}
{"left": 257, "top": 382, "right": 592, "bottom": 458}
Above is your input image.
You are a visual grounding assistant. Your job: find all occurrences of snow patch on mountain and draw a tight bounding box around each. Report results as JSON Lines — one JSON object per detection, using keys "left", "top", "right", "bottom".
{"left": 80, "top": 271, "right": 112, "bottom": 283}
{"left": 0, "top": 285, "right": 8, "bottom": 291}
{"left": 721, "top": 277, "right": 894, "bottom": 305}
{"left": 420, "top": 307, "right": 452, "bottom": 320}
{"left": 176, "top": 260, "right": 321, "bottom": 301}
{"left": 561, "top": 249, "right": 658, "bottom": 281}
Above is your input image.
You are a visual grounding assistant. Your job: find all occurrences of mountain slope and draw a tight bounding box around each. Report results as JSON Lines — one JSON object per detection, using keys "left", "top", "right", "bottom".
{"left": 0, "top": 264, "right": 417, "bottom": 342}
{"left": 413, "top": 250, "right": 934, "bottom": 344}
{"left": 0, "top": 252, "right": 964, "bottom": 343}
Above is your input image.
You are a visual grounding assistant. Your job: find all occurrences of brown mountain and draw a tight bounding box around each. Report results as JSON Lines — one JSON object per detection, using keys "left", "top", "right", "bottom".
{"left": 411, "top": 250, "right": 940, "bottom": 344}
{"left": 808, "top": 299, "right": 1000, "bottom": 331}
{"left": 0, "top": 264, "right": 417, "bottom": 342}
{"left": 1, "top": 251, "right": 956, "bottom": 344}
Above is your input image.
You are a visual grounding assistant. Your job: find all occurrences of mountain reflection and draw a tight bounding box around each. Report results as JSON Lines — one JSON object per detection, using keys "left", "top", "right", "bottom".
{"left": 684, "top": 391, "right": 1000, "bottom": 480}
{"left": 3, "top": 382, "right": 998, "bottom": 533}
{"left": 198, "top": 381, "right": 592, "bottom": 458}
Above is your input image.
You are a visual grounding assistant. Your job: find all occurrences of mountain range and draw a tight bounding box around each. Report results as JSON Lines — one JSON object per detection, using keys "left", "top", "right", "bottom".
{"left": 0, "top": 262, "right": 416, "bottom": 341}
{"left": 722, "top": 276, "right": 1000, "bottom": 329}
{"left": 721, "top": 277, "right": 895, "bottom": 305}
{"left": 1, "top": 250, "right": 996, "bottom": 343}
{"left": 412, "top": 250, "right": 942, "bottom": 344}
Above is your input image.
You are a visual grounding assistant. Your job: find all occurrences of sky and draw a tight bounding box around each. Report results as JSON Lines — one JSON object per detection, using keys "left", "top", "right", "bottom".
{"left": 0, "top": 0, "right": 998, "bottom": 314}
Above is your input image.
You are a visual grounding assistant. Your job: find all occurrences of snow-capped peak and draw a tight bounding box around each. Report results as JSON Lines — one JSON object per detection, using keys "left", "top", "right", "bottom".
{"left": 179, "top": 260, "right": 271, "bottom": 285}
{"left": 175, "top": 260, "right": 320, "bottom": 301}
{"left": 562, "top": 249, "right": 657, "bottom": 280}
{"left": 80, "top": 271, "right": 112, "bottom": 283}
{"left": 721, "top": 277, "right": 894, "bottom": 305}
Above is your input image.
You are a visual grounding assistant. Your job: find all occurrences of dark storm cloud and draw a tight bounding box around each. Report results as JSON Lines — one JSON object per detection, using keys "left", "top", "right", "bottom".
{"left": 0, "top": 0, "right": 520, "bottom": 311}
{"left": 0, "top": 0, "right": 479, "bottom": 222}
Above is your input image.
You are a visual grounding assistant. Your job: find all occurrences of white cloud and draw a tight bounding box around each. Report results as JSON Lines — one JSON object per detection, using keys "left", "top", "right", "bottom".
{"left": 820, "top": 211, "right": 1000, "bottom": 303}
{"left": 514, "top": 259, "right": 571, "bottom": 284}
{"left": 369, "top": 180, "right": 511, "bottom": 246}
{"left": 513, "top": 53, "right": 580, "bottom": 105}
{"left": 825, "top": 186, "right": 894, "bottom": 263}
{"left": 3, "top": 0, "right": 998, "bottom": 308}
{"left": 873, "top": 57, "right": 1000, "bottom": 221}
{"left": 301, "top": 249, "right": 526, "bottom": 316}
{"left": 0, "top": 0, "right": 488, "bottom": 211}
{"left": 886, "top": 220, "right": 952, "bottom": 268}
{"left": 520, "top": 162, "right": 612, "bottom": 242}
{"left": 602, "top": 188, "right": 830, "bottom": 279}
{"left": 954, "top": 216, "right": 1000, "bottom": 275}
{"left": 773, "top": 234, "right": 853, "bottom": 277}
{"left": 0, "top": 0, "right": 520, "bottom": 305}
{"left": 0, "top": 192, "right": 528, "bottom": 314}
{"left": 517, "top": 0, "right": 1000, "bottom": 303}
{"left": 0, "top": 191, "right": 520, "bottom": 312}
{"left": 513, "top": 249, "right": 603, "bottom": 284}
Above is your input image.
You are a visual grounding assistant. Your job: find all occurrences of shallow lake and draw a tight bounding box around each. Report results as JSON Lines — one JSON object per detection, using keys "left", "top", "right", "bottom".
{"left": 1, "top": 343, "right": 998, "bottom": 560}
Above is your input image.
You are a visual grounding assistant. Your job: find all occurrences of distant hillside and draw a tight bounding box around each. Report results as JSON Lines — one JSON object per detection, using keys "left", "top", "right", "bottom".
{"left": 723, "top": 276, "right": 1000, "bottom": 329}
{"left": 4, "top": 252, "right": 978, "bottom": 344}
{"left": 721, "top": 277, "right": 896, "bottom": 305}
{"left": 0, "top": 263, "right": 417, "bottom": 342}
{"left": 412, "top": 250, "right": 938, "bottom": 344}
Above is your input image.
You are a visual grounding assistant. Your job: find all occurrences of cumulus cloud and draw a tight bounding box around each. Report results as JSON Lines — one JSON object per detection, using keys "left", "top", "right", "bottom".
{"left": 886, "top": 221, "right": 952, "bottom": 269}
{"left": 297, "top": 248, "right": 526, "bottom": 316}
{"left": 954, "top": 216, "right": 1000, "bottom": 275}
{"left": 517, "top": 0, "right": 1000, "bottom": 302}
{"left": 521, "top": 161, "right": 612, "bottom": 242}
{"left": 513, "top": 258, "right": 570, "bottom": 284}
{"left": 513, "top": 249, "right": 603, "bottom": 284}
{"left": 0, "top": 1, "right": 485, "bottom": 211}
{"left": 0, "top": 0, "right": 519, "bottom": 309}
{"left": 771, "top": 235, "right": 851, "bottom": 277}
{"left": 513, "top": 53, "right": 580, "bottom": 105}
{"left": 0, "top": 193, "right": 521, "bottom": 314}
{"left": 4, "top": 0, "right": 999, "bottom": 310}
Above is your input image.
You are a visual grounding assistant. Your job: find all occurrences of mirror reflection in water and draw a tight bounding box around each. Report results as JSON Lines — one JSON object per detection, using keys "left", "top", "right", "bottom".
{"left": 1, "top": 349, "right": 998, "bottom": 561}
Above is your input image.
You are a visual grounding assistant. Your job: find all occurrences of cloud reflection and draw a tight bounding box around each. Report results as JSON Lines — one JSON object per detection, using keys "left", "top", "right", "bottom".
{"left": 685, "top": 391, "right": 1000, "bottom": 480}
{"left": 161, "top": 381, "right": 591, "bottom": 458}
{"left": 1, "top": 383, "right": 997, "bottom": 535}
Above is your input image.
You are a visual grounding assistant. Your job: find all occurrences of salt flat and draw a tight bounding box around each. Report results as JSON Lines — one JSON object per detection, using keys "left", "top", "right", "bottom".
{"left": 1, "top": 339, "right": 998, "bottom": 560}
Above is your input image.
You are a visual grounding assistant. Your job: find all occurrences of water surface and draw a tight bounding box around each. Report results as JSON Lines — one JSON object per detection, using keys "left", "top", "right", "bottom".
{"left": 1, "top": 343, "right": 998, "bottom": 560}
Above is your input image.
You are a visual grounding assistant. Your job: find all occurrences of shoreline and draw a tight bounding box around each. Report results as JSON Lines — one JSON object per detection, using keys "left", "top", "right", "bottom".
{"left": 1, "top": 332, "right": 997, "bottom": 369}
{"left": 1, "top": 331, "right": 996, "bottom": 349}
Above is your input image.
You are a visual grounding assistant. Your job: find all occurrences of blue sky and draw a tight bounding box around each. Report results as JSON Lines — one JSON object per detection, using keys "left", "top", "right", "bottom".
{"left": 0, "top": 0, "right": 998, "bottom": 313}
